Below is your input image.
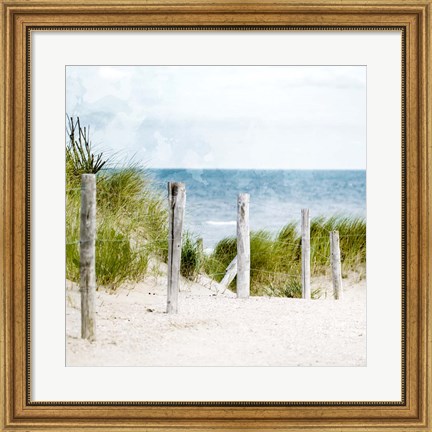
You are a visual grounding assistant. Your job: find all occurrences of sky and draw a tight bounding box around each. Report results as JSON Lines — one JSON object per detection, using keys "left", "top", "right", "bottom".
{"left": 66, "top": 65, "right": 366, "bottom": 170}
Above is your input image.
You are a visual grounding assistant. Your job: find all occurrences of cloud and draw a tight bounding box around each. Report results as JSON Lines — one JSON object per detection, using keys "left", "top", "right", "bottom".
{"left": 66, "top": 65, "right": 366, "bottom": 169}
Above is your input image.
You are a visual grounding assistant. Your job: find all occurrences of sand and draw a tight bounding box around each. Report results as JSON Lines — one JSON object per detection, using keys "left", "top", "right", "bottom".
{"left": 66, "top": 264, "right": 366, "bottom": 367}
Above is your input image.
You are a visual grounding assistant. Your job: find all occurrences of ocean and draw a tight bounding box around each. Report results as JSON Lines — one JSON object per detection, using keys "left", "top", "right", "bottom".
{"left": 147, "top": 169, "right": 366, "bottom": 250}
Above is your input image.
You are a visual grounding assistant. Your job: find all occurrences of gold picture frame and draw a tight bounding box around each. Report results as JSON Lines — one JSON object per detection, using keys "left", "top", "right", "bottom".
{"left": 1, "top": 0, "right": 431, "bottom": 430}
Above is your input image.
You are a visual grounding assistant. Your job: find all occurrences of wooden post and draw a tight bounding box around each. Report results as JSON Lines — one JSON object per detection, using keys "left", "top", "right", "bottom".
{"left": 80, "top": 174, "right": 96, "bottom": 341}
{"left": 167, "top": 182, "right": 186, "bottom": 314}
{"left": 237, "top": 193, "right": 250, "bottom": 298}
{"left": 301, "top": 208, "right": 311, "bottom": 299}
{"left": 220, "top": 256, "right": 237, "bottom": 288}
{"left": 330, "top": 230, "right": 343, "bottom": 299}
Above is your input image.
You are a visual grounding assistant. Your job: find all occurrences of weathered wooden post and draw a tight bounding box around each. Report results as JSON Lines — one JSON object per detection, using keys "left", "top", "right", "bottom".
{"left": 80, "top": 174, "right": 96, "bottom": 341}
{"left": 167, "top": 182, "right": 186, "bottom": 314}
{"left": 301, "top": 208, "right": 311, "bottom": 299}
{"left": 330, "top": 230, "right": 343, "bottom": 299}
{"left": 220, "top": 256, "right": 238, "bottom": 288}
{"left": 237, "top": 193, "right": 250, "bottom": 298}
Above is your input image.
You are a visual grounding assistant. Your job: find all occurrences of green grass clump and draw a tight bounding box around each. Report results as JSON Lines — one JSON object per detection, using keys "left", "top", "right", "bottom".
{"left": 180, "top": 233, "right": 204, "bottom": 281}
{"left": 96, "top": 168, "right": 168, "bottom": 256}
{"left": 203, "top": 237, "right": 237, "bottom": 282}
{"left": 66, "top": 188, "right": 81, "bottom": 282}
{"left": 310, "top": 216, "right": 366, "bottom": 275}
{"left": 95, "top": 226, "right": 148, "bottom": 290}
{"left": 65, "top": 117, "right": 168, "bottom": 291}
{"left": 206, "top": 216, "right": 366, "bottom": 298}
{"left": 204, "top": 230, "right": 302, "bottom": 297}
{"left": 66, "top": 168, "right": 167, "bottom": 290}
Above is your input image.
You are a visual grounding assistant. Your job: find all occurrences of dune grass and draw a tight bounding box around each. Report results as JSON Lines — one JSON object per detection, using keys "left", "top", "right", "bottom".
{"left": 66, "top": 120, "right": 203, "bottom": 288}
{"left": 205, "top": 216, "right": 366, "bottom": 298}
{"left": 66, "top": 117, "right": 167, "bottom": 291}
{"left": 66, "top": 168, "right": 168, "bottom": 290}
{"left": 308, "top": 216, "right": 366, "bottom": 283}
{"left": 180, "top": 232, "right": 205, "bottom": 281}
{"left": 66, "top": 118, "right": 365, "bottom": 294}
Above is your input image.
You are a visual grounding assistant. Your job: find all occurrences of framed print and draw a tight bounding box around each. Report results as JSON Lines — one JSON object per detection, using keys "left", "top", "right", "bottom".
{"left": 1, "top": 0, "right": 431, "bottom": 431}
{"left": 65, "top": 64, "right": 368, "bottom": 369}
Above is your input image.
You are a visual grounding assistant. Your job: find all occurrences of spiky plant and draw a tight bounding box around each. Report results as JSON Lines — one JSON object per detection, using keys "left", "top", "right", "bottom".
{"left": 66, "top": 115, "right": 108, "bottom": 179}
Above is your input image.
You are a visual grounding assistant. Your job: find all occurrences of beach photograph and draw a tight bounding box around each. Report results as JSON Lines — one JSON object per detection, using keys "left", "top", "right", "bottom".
{"left": 65, "top": 65, "right": 366, "bottom": 367}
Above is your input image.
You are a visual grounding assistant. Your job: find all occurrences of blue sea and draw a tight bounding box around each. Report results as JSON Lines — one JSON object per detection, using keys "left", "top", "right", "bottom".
{"left": 147, "top": 169, "right": 366, "bottom": 250}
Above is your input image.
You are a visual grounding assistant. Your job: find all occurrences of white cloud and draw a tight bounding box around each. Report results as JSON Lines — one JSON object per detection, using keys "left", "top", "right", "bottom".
{"left": 66, "top": 66, "right": 366, "bottom": 169}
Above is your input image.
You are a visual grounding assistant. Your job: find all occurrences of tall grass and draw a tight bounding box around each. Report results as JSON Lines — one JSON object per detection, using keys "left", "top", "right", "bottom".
{"left": 66, "top": 117, "right": 167, "bottom": 291}
{"left": 180, "top": 233, "right": 205, "bottom": 281}
{"left": 66, "top": 168, "right": 168, "bottom": 290}
{"left": 95, "top": 226, "right": 149, "bottom": 289}
{"left": 97, "top": 167, "right": 168, "bottom": 258}
{"left": 310, "top": 216, "right": 366, "bottom": 277}
{"left": 205, "top": 216, "right": 366, "bottom": 298}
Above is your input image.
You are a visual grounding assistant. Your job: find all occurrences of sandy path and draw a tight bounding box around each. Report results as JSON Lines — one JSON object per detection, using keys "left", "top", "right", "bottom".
{"left": 66, "top": 267, "right": 366, "bottom": 367}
